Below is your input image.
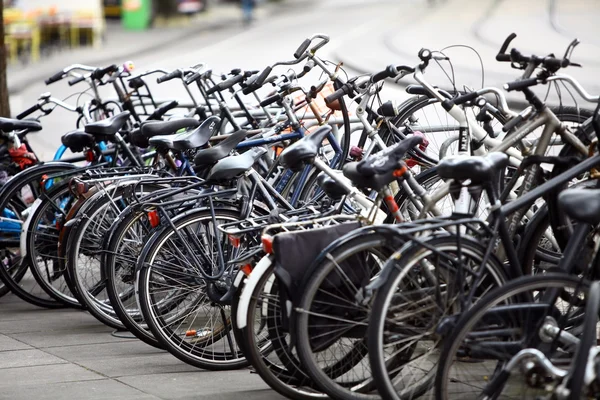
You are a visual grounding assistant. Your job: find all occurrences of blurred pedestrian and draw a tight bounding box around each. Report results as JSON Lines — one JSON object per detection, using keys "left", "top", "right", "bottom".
{"left": 241, "top": 0, "right": 255, "bottom": 25}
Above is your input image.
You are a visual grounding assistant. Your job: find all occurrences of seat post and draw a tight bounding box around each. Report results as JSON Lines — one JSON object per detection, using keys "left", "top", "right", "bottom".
{"left": 114, "top": 132, "right": 142, "bottom": 167}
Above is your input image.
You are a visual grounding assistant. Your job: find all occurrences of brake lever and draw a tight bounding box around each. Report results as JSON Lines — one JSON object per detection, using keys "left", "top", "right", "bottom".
{"left": 394, "top": 70, "right": 412, "bottom": 83}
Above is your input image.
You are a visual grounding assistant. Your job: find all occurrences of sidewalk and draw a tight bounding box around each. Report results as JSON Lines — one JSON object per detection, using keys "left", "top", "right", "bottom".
{"left": 332, "top": 0, "right": 600, "bottom": 106}
{"left": 0, "top": 291, "right": 282, "bottom": 400}
{"left": 7, "top": 0, "right": 296, "bottom": 95}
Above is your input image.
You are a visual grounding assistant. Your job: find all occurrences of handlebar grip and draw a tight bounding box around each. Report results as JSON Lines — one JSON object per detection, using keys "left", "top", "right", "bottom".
{"left": 496, "top": 54, "right": 511, "bottom": 62}
{"left": 497, "top": 33, "right": 517, "bottom": 61}
{"left": 324, "top": 86, "right": 349, "bottom": 105}
{"left": 294, "top": 38, "right": 311, "bottom": 59}
{"left": 157, "top": 70, "right": 181, "bottom": 83}
{"left": 452, "top": 91, "right": 479, "bottom": 106}
{"left": 371, "top": 65, "right": 397, "bottom": 83}
{"left": 502, "top": 114, "right": 524, "bottom": 133}
{"left": 16, "top": 103, "right": 40, "bottom": 120}
{"left": 147, "top": 100, "right": 179, "bottom": 120}
{"left": 45, "top": 71, "right": 65, "bottom": 85}
{"left": 503, "top": 77, "right": 538, "bottom": 92}
{"left": 68, "top": 75, "right": 86, "bottom": 86}
{"left": 91, "top": 64, "right": 118, "bottom": 80}
{"left": 255, "top": 66, "right": 272, "bottom": 87}
{"left": 206, "top": 74, "right": 245, "bottom": 95}
{"left": 259, "top": 94, "right": 281, "bottom": 107}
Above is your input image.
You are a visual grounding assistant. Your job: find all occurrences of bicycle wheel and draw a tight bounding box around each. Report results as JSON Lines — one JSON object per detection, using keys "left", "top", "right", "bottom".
{"left": 66, "top": 182, "right": 163, "bottom": 329}
{"left": 138, "top": 208, "right": 248, "bottom": 370}
{"left": 25, "top": 179, "right": 81, "bottom": 307}
{"left": 0, "top": 162, "right": 77, "bottom": 308}
{"left": 239, "top": 257, "right": 326, "bottom": 400}
{"left": 104, "top": 207, "right": 163, "bottom": 347}
{"left": 566, "top": 280, "right": 600, "bottom": 400}
{"left": 368, "top": 235, "right": 508, "bottom": 400}
{"left": 294, "top": 231, "right": 401, "bottom": 399}
{"left": 435, "top": 273, "right": 590, "bottom": 400}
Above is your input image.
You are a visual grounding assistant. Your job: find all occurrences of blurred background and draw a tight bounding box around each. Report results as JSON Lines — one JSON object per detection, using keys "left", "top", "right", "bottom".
{"left": 1, "top": 0, "right": 599, "bottom": 159}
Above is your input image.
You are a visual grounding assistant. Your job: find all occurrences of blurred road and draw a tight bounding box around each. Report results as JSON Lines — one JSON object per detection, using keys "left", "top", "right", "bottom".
{"left": 11, "top": 0, "right": 600, "bottom": 160}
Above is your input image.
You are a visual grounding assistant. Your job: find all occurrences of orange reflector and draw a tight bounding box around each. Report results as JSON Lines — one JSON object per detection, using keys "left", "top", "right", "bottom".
{"left": 241, "top": 264, "right": 253, "bottom": 276}
{"left": 40, "top": 174, "right": 48, "bottom": 186}
{"left": 393, "top": 165, "right": 408, "bottom": 178}
{"left": 185, "top": 330, "right": 197, "bottom": 337}
{"left": 147, "top": 210, "right": 160, "bottom": 228}
{"left": 228, "top": 234, "right": 241, "bottom": 248}
{"left": 261, "top": 234, "right": 273, "bottom": 254}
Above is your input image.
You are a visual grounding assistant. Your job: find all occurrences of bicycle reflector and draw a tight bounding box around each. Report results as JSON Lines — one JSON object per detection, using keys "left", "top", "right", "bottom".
{"left": 147, "top": 210, "right": 160, "bottom": 228}
{"left": 241, "top": 264, "right": 252, "bottom": 276}
{"left": 261, "top": 234, "right": 273, "bottom": 254}
{"left": 228, "top": 235, "right": 241, "bottom": 248}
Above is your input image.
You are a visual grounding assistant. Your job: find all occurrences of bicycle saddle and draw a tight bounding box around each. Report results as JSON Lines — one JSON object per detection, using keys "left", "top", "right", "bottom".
{"left": 85, "top": 111, "right": 131, "bottom": 137}
{"left": 356, "top": 135, "right": 423, "bottom": 176}
{"left": 280, "top": 125, "right": 332, "bottom": 171}
{"left": 437, "top": 152, "right": 509, "bottom": 183}
{"left": 207, "top": 146, "right": 267, "bottom": 181}
{"left": 149, "top": 116, "right": 220, "bottom": 151}
{"left": 559, "top": 188, "right": 600, "bottom": 225}
{"left": 142, "top": 118, "right": 201, "bottom": 138}
{"left": 0, "top": 117, "right": 42, "bottom": 132}
{"left": 193, "top": 129, "right": 248, "bottom": 166}
{"left": 317, "top": 171, "right": 347, "bottom": 200}
{"left": 343, "top": 163, "right": 396, "bottom": 192}
{"left": 132, "top": 117, "right": 201, "bottom": 148}
{"left": 61, "top": 129, "right": 95, "bottom": 152}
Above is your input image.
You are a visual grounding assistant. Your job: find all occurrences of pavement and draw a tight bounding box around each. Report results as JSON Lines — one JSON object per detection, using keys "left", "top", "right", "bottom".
{"left": 0, "top": 292, "right": 282, "bottom": 400}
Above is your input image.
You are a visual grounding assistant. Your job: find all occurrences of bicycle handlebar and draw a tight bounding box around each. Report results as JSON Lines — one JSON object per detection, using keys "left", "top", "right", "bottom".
{"left": 503, "top": 77, "right": 539, "bottom": 92}
{"left": 16, "top": 103, "right": 41, "bottom": 119}
{"left": 206, "top": 73, "right": 245, "bottom": 95}
{"left": 157, "top": 70, "right": 182, "bottom": 83}
{"left": 496, "top": 32, "right": 517, "bottom": 62}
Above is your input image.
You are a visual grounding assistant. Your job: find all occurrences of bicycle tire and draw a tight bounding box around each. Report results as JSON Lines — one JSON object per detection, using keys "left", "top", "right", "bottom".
{"left": 0, "top": 162, "right": 77, "bottom": 308}
{"left": 369, "top": 235, "right": 507, "bottom": 400}
{"left": 567, "top": 280, "right": 600, "bottom": 400}
{"left": 295, "top": 231, "right": 401, "bottom": 400}
{"left": 434, "top": 273, "right": 590, "bottom": 400}
{"left": 138, "top": 207, "right": 249, "bottom": 370}
{"left": 25, "top": 179, "right": 81, "bottom": 307}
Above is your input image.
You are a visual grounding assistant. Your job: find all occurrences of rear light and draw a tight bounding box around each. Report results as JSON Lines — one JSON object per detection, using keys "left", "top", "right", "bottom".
{"left": 241, "top": 264, "right": 253, "bottom": 276}
{"left": 261, "top": 234, "right": 273, "bottom": 254}
{"left": 228, "top": 234, "right": 241, "bottom": 248}
{"left": 147, "top": 210, "right": 160, "bottom": 228}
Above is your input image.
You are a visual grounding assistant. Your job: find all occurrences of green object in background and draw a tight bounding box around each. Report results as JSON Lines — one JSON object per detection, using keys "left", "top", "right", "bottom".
{"left": 122, "top": 0, "right": 153, "bottom": 30}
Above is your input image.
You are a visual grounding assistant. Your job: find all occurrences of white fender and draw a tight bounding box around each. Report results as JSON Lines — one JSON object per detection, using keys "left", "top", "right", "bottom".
{"left": 236, "top": 255, "right": 272, "bottom": 329}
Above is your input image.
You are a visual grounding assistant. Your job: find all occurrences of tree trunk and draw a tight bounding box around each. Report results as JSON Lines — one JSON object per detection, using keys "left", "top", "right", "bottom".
{"left": 0, "top": 1, "right": 10, "bottom": 118}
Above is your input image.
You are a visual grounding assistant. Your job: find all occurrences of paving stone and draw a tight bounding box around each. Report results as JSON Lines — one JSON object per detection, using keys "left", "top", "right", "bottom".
{"left": 0, "top": 334, "right": 32, "bottom": 352}
{"left": 117, "top": 370, "right": 271, "bottom": 399}
{"left": 0, "top": 379, "right": 160, "bottom": 400}
{"left": 74, "top": 353, "right": 198, "bottom": 378}
{"left": 43, "top": 340, "right": 164, "bottom": 362}
{"left": 14, "top": 328, "right": 133, "bottom": 348}
{"left": 0, "top": 349, "right": 67, "bottom": 369}
{"left": 0, "top": 363, "right": 102, "bottom": 387}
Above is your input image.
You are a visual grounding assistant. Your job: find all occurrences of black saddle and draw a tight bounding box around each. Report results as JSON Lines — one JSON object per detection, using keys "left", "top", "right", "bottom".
{"left": 343, "top": 163, "right": 395, "bottom": 191}
{"left": 131, "top": 117, "right": 201, "bottom": 148}
{"left": 85, "top": 111, "right": 131, "bottom": 137}
{"left": 559, "top": 188, "right": 600, "bottom": 225}
{"left": 356, "top": 135, "right": 423, "bottom": 176}
{"left": 317, "top": 172, "right": 347, "bottom": 200}
{"left": 437, "top": 152, "right": 509, "bottom": 184}
{"left": 0, "top": 118, "right": 42, "bottom": 132}
{"left": 193, "top": 129, "right": 248, "bottom": 166}
{"left": 280, "top": 125, "right": 332, "bottom": 171}
{"left": 149, "top": 116, "right": 219, "bottom": 151}
{"left": 207, "top": 146, "right": 267, "bottom": 181}
{"left": 61, "top": 129, "right": 95, "bottom": 152}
